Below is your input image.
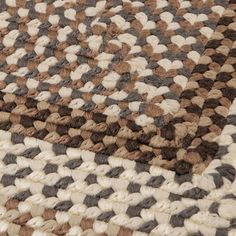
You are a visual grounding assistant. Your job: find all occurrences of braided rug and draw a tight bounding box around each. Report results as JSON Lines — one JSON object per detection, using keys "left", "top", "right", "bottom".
{"left": 0, "top": 0, "right": 235, "bottom": 235}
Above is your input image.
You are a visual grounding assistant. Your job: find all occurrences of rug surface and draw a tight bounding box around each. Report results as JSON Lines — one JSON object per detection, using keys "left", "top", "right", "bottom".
{"left": 0, "top": 0, "right": 236, "bottom": 235}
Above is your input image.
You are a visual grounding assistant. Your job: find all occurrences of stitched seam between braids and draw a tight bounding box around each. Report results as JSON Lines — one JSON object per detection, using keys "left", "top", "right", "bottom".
{"left": 0, "top": 42, "right": 102, "bottom": 62}
{"left": 0, "top": 90, "right": 163, "bottom": 125}
{"left": 0, "top": 91, "right": 167, "bottom": 124}
{"left": 0, "top": 111, "right": 178, "bottom": 149}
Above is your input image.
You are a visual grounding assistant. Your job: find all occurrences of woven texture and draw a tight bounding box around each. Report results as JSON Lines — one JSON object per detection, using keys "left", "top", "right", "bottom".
{"left": 0, "top": 0, "right": 236, "bottom": 235}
